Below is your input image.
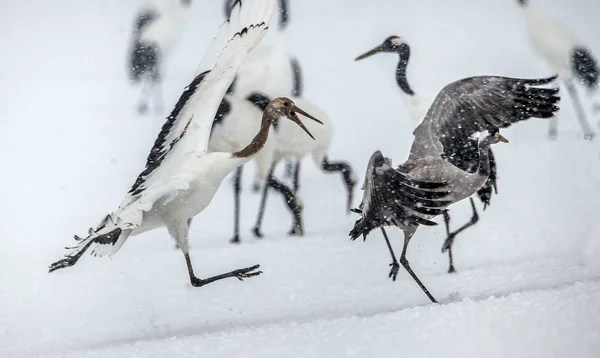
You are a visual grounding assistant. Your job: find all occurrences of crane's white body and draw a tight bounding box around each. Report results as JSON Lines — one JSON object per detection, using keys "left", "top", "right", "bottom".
{"left": 233, "top": 39, "right": 296, "bottom": 99}
{"left": 400, "top": 91, "right": 429, "bottom": 127}
{"left": 520, "top": 8, "right": 578, "bottom": 76}
{"left": 208, "top": 95, "right": 277, "bottom": 181}
{"left": 272, "top": 97, "right": 333, "bottom": 166}
{"left": 138, "top": 0, "right": 191, "bottom": 55}
{"left": 55, "top": 0, "right": 277, "bottom": 259}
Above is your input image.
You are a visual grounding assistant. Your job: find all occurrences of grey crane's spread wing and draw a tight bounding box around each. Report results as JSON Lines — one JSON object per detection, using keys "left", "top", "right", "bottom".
{"left": 410, "top": 75, "right": 560, "bottom": 160}
{"left": 349, "top": 151, "right": 452, "bottom": 241}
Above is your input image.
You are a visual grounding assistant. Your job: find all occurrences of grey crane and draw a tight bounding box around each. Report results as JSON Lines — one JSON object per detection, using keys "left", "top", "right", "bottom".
{"left": 350, "top": 75, "right": 560, "bottom": 303}
{"left": 355, "top": 35, "right": 499, "bottom": 273}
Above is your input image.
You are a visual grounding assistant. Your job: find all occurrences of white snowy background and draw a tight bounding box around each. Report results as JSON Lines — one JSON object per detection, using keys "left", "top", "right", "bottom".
{"left": 2, "top": 0, "right": 600, "bottom": 357}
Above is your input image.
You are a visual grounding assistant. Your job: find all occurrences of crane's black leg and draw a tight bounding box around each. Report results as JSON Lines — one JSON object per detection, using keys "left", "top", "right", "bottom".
{"left": 322, "top": 157, "right": 356, "bottom": 213}
{"left": 287, "top": 161, "right": 302, "bottom": 235}
{"left": 137, "top": 77, "right": 150, "bottom": 115}
{"left": 441, "top": 197, "right": 479, "bottom": 274}
{"left": 399, "top": 229, "right": 438, "bottom": 303}
{"left": 252, "top": 165, "right": 273, "bottom": 238}
{"left": 251, "top": 172, "right": 261, "bottom": 193}
{"left": 564, "top": 79, "right": 595, "bottom": 140}
{"left": 283, "top": 157, "right": 294, "bottom": 179}
{"left": 230, "top": 166, "right": 243, "bottom": 244}
{"left": 253, "top": 165, "right": 303, "bottom": 238}
{"left": 380, "top": 228, "right": 400, "bottom": 280}
{"left": 183, "top": 253, "right": 262, "bottom": 287}
{"left": 268, "top": 175, "right": 303, "bottom": 236}
{"left": 292, "top": 161, "right": 301, "bottom": 194}
{"left": 442, "top": 210, "right": 455, "bottom": 274}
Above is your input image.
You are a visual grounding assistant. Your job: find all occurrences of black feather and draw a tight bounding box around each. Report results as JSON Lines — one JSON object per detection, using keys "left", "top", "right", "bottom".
{"left": 129, "top": 71, "right": 210, "bottom": 195}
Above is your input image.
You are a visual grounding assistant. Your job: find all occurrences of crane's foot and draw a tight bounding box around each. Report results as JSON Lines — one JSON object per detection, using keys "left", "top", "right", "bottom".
{"left": 389, "top": 261, "right": 400, "bottom": 281}
{"left": 190, "top": 265, "right": 263, "bottom": 287}
{"left": 252, "top": 227, "right": 264, "bottom": 239}
{"left": 447, "top": 265, "right": 456, "bottom": 274}
{"left": 48, "top": 256, "right": 77, "bottom": 273}
{"left": 229, "top": 235, "right": 241, "bottom": 244}
{"left": 287, "top": 226, "right": 301, "bottom": 236}
{"left": 584, "top": 132, "right": 596, "bottom": 140}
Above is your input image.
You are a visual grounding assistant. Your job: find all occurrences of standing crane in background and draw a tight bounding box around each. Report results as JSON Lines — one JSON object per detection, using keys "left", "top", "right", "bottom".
{"left": 517, "top": 0, "right": 598, "bottom": 139}
{"left": 128, "top": 0, "right": 193, "bottom": 115}
{"left": 225, "top": 0, "right": 301, "bottom": 186}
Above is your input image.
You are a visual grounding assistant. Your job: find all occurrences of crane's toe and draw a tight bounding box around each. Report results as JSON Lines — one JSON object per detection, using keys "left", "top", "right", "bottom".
{"left": 388, "top": 262, "right": 400, "bottom": 281}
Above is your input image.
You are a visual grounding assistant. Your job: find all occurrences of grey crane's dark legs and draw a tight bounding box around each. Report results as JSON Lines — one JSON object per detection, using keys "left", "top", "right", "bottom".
{"left": 230, "top": 166, "right": 243, "bottom": 244}
{"left": 441, "top": 197, "right": 479, "bottom": 274}
{"left": 183, "top": 253, "right": 262, "bottom": 287}
{"left": 252, "top": 164, "right": 303, "bottom": 239}
{"left": 389, "top": 227, "right": 438, "bottom": 303}
{"left": 564, "top": 79, "right": 595, "bottom": 140}
{"left": 322, "top": 157, "right": 356, "bottom": 213}
{"left": 380, "top": 228, "right": 400, "bottom": 280}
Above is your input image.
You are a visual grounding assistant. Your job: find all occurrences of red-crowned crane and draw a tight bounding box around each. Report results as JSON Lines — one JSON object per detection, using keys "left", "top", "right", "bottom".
{"left": 128, "top": 0, "right": 193, "bottom": 115}
{"left": 48, "top": 0, "right": 320, "bottom": 288}
{"left": 517, "top": 0, "right": 598, "bottom": 139}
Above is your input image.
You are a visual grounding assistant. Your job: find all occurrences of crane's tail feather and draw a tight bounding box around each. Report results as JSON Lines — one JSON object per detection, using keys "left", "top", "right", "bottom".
{"left": 49, "top": 215, "right": 132, "bottom": 273}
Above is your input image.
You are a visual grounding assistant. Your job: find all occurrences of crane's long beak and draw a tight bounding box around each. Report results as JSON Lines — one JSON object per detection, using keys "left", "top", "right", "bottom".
{"left": 494, "top": 132, "right": 509, "bottom": 143}
{"left": 355, "top": 45, "right": 384, "bottom": 61}
{"left": 289, "top": 105, "right": 322, "bottom": 140}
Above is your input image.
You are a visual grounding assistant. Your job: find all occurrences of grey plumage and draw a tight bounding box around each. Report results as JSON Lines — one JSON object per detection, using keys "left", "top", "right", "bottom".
{"left": 350, "top": 74, "right": 560, "bottom": 303}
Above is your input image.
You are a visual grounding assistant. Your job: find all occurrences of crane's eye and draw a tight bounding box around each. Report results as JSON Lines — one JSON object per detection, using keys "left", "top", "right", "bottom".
{"left": 284, "top": 102, "right": 290, "bottom": 107}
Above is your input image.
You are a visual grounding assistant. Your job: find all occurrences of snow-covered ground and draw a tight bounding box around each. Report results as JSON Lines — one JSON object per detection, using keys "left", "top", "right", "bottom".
{"left": 2, "top": 0, "right": 600, "bottom": 357}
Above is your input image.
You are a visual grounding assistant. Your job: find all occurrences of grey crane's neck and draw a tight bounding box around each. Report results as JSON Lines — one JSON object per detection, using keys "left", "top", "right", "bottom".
{"left": 395, "top": 54, "right": 415, "bottom": 96}
{"left": 477, "top": 136, "right": 496, "bottom": 178}
{"left": 231, "top": 112, "right": 272, "bottom": 159}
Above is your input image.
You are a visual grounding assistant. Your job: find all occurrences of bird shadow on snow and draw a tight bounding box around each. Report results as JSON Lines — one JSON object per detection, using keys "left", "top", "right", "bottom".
{"left": 67, "top": 269, "right": 600, "bottom": 355}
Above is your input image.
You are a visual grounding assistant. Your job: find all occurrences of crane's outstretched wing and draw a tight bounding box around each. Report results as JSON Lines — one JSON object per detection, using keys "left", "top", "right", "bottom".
{"left": 48, "top": 0, "right": 275, "bottom": 272}
{"left": 410, "top": 75, "right": 560, "bottom": 160}
{"left": 129, "top": 0, "right": 275, "bottom": 197}
{"left": 349, "top": 151, "right": 452, "bottom": 241}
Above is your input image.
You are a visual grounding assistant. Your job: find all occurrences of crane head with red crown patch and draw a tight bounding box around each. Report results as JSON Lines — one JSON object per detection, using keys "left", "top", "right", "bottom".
{"left": 355, "top": 35, "right": 410, "bottom": 61}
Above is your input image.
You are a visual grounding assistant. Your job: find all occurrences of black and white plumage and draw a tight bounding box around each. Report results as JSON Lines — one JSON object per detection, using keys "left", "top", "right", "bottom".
{"left": 246, "top": 93, "right": 357, "bottom": 239}
{"left": 350, "top": 75, "right": 560, "bottom": 303}
{"left": 49, "top": 0, "right": 281, "bottom": 287}
{"left": 224, "top": 0, "right": 302, "bottom": 183}
{"left": 128, "top": 0, "right": 192, "bottom": 115}
{"left": 355, "top": 35, "right": 498, "bottom": 273}
{"left": 518, "top": 0, "right": 598, "bottom": 139}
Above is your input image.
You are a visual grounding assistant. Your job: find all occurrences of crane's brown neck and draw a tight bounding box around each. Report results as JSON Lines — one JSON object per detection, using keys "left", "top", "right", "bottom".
{"left": 477, "top": 136, "right": 495, "bottom": 178}
{"left": 232, "top": 112, "right": 272, "bottom": 158}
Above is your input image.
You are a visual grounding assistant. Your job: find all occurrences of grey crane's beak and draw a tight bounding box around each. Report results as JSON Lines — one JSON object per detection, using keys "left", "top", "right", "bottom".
{"left": 355, "top": 45, "right": 384, "bottom": 61}
{"left": 288, "top": 105, "right": 323, "bottom": 141}
{"left": 495, "top": 132, "right": 509, "bottom": 143}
